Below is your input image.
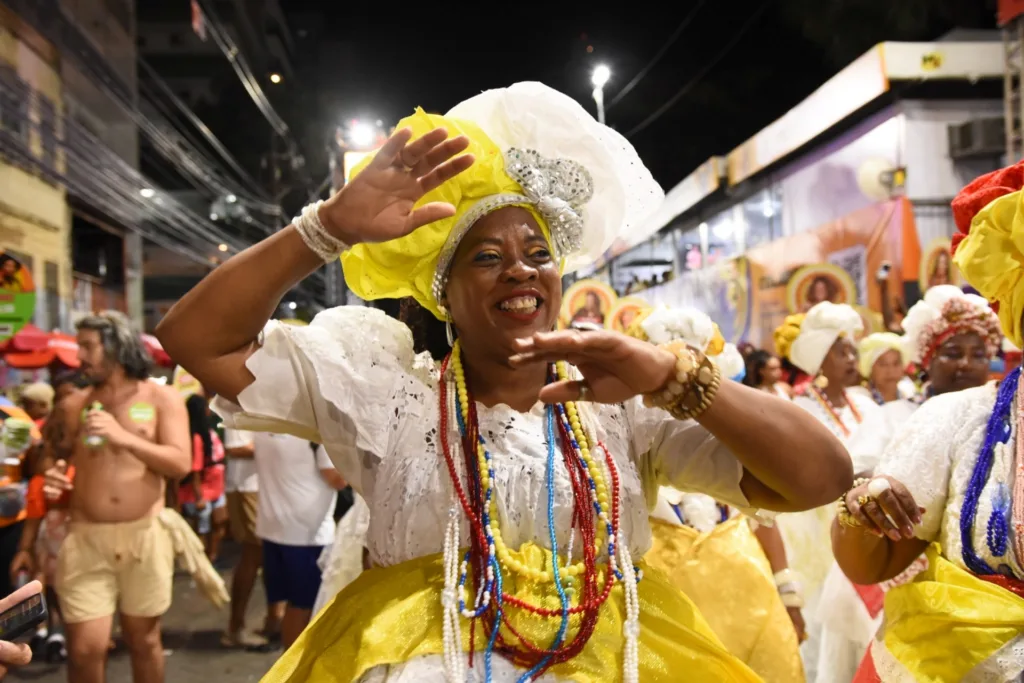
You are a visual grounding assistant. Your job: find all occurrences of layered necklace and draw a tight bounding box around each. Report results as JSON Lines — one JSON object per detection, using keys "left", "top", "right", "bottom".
{"left": 808, "top": 385, "right": 862, "bottom": 438}
{"left": 438, "top": 341, "right": 641, "bottom": 683}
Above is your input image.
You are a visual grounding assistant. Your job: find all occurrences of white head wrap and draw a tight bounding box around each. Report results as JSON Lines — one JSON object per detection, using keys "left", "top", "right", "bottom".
{"left": 712, "top": 343, "right": 746, "bottom": 382}
{"left": 857, "top": 332, "right": 907, "bottom": 379}
{"left": 901, "top": 285, "right": 1000, "bottom": 365}
{"left": 789, "top": 301, "right": 863, "bottom": 375}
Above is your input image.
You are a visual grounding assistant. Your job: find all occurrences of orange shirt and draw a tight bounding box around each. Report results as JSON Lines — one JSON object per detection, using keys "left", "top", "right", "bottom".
{"left": 24, "top": 466, "right": 75, "bottom": 520}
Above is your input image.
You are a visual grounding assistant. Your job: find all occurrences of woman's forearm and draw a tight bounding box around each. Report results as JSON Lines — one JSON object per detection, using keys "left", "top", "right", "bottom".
{"left": 699, "top": 381, "right": 852, "bottom": 510}
{"left": 831, "top": 519, "right": 926, "bottom": 585}
{"left": 155, "top": 226, "right": 324, "bottom": 401}
{"left": 752, "top": 522, "right": 790, "bottom": 573}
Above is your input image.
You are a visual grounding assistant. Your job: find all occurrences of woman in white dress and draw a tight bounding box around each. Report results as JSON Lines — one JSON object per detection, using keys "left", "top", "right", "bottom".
{"left": 157, "top": 82, "right": 851, "bottom": 683}
{"left": 854, "top": 333, "right": 914, "bottom": 407}
{"left": 831, "top": 160, "right": 1024, "bottom": 682}
{"left": 772, "top": 301, "right": 882, "bottom": 682}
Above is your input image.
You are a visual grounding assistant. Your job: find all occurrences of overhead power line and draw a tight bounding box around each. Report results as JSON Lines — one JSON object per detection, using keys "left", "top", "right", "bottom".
{"left": 606, "top": 0, "right": 710, "bottom": 112}
{"left": 625, "top": 0, "right": 771, "bottom": 139}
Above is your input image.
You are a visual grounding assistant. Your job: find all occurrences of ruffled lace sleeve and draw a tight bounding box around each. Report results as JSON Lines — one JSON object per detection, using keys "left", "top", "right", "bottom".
{"left": 211, "top": 306, "right": 435, "bottom": 494}
{"left": 625, "top": 398, "right": 749, "bottom": 509}
{"left": 874, "top": 390, "right": 967, "bottom": 542}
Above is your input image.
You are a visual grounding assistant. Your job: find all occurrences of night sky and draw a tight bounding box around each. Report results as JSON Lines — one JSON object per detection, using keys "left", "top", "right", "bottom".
{"left": 154, "top": 1, "right": 999, "bottom": 206}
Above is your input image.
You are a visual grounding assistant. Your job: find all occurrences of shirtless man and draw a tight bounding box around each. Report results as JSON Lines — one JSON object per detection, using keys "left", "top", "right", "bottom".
{"left": 44, "top": 312, "right": 190, "bottom": 683}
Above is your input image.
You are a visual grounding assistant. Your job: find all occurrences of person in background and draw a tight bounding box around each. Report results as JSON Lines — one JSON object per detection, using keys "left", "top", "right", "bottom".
{"left": 221, "top": 428, "right": 273, "bottom": 649}
{"left": 18, "top": 383, "right": 54, "bottom": 429}
{"left": 743, "top": 350, "right": 792, "bottom": 399}
{"left": 42, "top": 311, "right": 190, "bottom": 683}
{"left": 180, "top": 391, "right": 228, "bottom": 563}
{"left": 250, "top": 432, "right": 346, "bottom": 649}
{"left": 854, "top": 333, "right": 913, "bottom": 406}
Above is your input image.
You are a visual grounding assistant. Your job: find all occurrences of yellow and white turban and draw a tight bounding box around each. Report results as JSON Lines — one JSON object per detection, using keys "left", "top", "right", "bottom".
{"left": 952, "top": 160, "right": 1024, "bottom": 346}
{"left": 857, "top": 332, "right": 907, "bottom": 379}
{"left": 900, "top": 285, "right": 1000, "bottom": 366}
{"left": 774, "top": 301, "right": 862, "bottom": 375}
{"left": 341, "top": 82, "right": 663, "bottom": 320}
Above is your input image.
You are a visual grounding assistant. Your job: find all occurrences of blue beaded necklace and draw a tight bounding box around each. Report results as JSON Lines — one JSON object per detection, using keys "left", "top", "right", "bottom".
{"left": 960, "top": 366, "right": 1020, "bottom": 576}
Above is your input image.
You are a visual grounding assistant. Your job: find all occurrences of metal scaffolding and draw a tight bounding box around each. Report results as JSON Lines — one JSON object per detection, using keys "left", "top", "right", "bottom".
{"left": 1005, "top": 16, "right": 1024, "bottom": 162}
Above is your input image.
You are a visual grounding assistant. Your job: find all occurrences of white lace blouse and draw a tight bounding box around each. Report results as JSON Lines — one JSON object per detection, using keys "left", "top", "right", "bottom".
{"left": 212, "top": 306, "right": 754, "bottom": 681}
{"left": 871, "top": 383, "right": 1024, "bottom": 682}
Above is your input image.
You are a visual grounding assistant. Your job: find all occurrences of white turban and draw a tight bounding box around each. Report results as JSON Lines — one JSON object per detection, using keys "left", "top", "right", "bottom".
{"left": 901, "top": 284, "right": 1000, "bottom": 365}
{"left": 857, "top": 332, "right": 907, "bottom": 379}
{"left": 789, "top": 301, "right": 863, "bottom": 375}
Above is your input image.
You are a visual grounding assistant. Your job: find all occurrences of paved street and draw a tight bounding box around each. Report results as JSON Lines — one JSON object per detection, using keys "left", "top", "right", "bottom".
{"left": 12, "top": 543, "right": 281, "bottom": 683}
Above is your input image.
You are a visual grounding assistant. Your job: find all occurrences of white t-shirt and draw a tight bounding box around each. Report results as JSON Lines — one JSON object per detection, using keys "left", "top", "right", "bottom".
{"left": 223, "top": 429, "right": 259, "bottom": 493}
{"left": 253, "top": 432, "right": 336, "bottom": 547}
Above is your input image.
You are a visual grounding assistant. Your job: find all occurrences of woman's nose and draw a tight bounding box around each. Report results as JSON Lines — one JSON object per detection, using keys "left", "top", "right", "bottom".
{"left": 501, "top": 258, "right": 538, "bottom": 282}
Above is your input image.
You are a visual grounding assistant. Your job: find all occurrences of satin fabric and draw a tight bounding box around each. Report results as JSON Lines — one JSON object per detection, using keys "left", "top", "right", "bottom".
{"left": 882, "top": 544, "right": 1024, "bottom": 682}
{"left": 644, "top": 517, "right": 805, "bottom": 683}
{"left": 261, "top": 541, "right": 762, "bottom": 682}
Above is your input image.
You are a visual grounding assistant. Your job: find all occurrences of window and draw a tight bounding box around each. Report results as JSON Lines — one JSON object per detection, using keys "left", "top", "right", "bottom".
{"left": 45, "top": 261, "right": 60, "bottom": 332}
{"left": 0, "top": 64, "right": 28, "bottom": 149}
{"left": 38, "top": 95, "right": 57, "bottom": 178}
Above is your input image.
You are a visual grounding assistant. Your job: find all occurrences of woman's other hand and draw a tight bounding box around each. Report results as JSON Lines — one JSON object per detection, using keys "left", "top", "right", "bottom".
{"left": 844, "top": 476, "right": 923, "bottom": 542}
{"left": 509, "top": 329, "right": 676, "bottom": 404}
{"left": 320, "top": 127, "right": 475, "bottom": 246}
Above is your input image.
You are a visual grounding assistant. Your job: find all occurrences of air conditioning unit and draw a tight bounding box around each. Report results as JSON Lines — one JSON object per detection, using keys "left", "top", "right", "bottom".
{"left": 948, "top": 118, "right": 1006, "bottom": 160}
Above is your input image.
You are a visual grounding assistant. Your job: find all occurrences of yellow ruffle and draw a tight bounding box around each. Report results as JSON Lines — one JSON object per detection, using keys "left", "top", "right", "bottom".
{"left": 340, "top": 108, "right": 549, "bottom": 320}
{"left": 882, "top": 544, "right": 1024, "bottom": 682}
{"left": 262, "top": 541, "right": 762, "bottom": 682}
{"left": 644, "top": 517, "right": 805, "bottom": 683}
{"left": 772, "top": 314, "right": 805, "bottom": 362}
{"left": 954, "top": 189, "right": 1024, "bottom": 347}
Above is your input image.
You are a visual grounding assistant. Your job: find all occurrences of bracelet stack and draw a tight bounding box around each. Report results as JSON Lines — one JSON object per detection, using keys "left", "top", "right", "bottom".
{"left": 293, "top": 200, "right": 349, "bottom": 263}
{"left": 836, "top": 477, "right": 871, "bottom": 528}
{"left": 644, "top": 341, "right": 722, "bottom": 421}
{"left": 773, "top": 569, "right": 804, "bottom": 609}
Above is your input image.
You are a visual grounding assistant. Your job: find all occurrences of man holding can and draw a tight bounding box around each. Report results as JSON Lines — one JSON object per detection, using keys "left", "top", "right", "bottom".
{"left": 42, "top": 311, "right": 189, "bottom": 683}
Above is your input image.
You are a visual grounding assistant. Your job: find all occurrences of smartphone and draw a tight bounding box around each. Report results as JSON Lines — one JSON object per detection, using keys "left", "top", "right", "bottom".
{"left": 0, "top": 582, "right": 47, "bottom": 641}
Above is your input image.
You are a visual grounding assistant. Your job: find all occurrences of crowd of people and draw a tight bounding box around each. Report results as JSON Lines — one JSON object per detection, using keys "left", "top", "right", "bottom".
{"left": 0, "top": 80, "right": 1020, "bottom": 683}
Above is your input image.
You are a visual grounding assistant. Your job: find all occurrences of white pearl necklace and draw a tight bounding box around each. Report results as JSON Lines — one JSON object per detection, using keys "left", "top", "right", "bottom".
{"left": 441, "top": 502, "right": 466, "bottom": 682}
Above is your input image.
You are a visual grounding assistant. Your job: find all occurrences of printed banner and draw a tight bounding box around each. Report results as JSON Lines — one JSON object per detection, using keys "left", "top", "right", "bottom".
{"left": 0, "top": 251, "right": 36, "bottom": 343}
{"left": 636, "top": 198, "right": 916, "bottom": 348}
{"left": 559, "top": 279, "right": 617, "bottom": 329}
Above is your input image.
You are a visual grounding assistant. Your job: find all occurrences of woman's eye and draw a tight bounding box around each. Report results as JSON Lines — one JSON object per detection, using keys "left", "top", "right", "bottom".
{"left": 529, "top": 249, "right": 551, "bottom": 260}
{"left": 474, "top": 251, "right": 500, "bottom": 263}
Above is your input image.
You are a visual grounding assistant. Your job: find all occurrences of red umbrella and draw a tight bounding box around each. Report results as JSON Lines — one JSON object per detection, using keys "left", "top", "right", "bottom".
{"left": 5, "top": 333, "right": 80, "bottom": 370}
{"left": 0, "top": 324, "right": 51, "bottom": 353}
{"left": 141, "top": 334, "right": 172, "bottom": 367}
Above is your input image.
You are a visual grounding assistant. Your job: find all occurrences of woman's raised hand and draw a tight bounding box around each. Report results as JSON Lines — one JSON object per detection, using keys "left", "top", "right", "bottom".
{"left": 510, "top": 329, "right": 676, "bottom": 405}
{"left": 320, "top": 127, "right": 474, "bottom": 246}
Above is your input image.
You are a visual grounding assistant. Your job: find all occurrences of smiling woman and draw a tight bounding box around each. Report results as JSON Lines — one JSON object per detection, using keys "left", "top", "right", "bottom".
{"left": 155, "top": 82, "right": 850, "bottom": 683}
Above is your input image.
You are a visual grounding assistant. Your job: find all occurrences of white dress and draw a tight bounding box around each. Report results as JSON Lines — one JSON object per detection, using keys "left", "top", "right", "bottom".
{"left": 212, "top": 306, "right": 756, "bottom": 682}
{"left": 780, "top": 390, "right": 881, "bottom": 683}
{"left": 871, "top": 383, "right": 1024, "bottom": 682}
{"left": 312, "top": 492, "right": 370, "bottom": 617}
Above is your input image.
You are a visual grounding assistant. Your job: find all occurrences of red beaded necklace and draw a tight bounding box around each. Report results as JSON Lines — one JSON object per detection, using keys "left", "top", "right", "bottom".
{"left": 808, "top": 385, "right": 862, "bottom": 437}
{"left": 437, "top": 355, "right": 621, "bottom": 676}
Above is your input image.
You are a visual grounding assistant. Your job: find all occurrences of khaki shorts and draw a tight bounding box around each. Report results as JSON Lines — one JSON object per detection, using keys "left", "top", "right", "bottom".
{"left": 55, "top": 515, "right": 174, "bottom": 624}
{"left": 227, "top": 491, "right": 260, "bottom": 545}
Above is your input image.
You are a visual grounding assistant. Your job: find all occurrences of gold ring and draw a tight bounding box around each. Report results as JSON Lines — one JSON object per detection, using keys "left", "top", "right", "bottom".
{"left": 578, "top": 384, "right": 592, "bottom": 402}
{"left": 856, "top": 495, "right": 871, "bottom": 508}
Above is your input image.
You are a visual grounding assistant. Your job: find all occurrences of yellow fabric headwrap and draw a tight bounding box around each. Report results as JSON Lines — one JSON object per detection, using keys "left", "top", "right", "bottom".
{"left": 953, "top": 190, "right": 1024, "bottom": 347}
{"left": 857, "top": 332, "right": 906, "bottom": 379}
{"left": 772, "top": 314, "right": 805, "bottom": 363}
{"left": 340, "top": 109, "right": 551, "bottom": 320}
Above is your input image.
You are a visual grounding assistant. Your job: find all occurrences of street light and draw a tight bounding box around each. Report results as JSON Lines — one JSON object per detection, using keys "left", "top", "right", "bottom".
{"left": 269, "top": 72, "right": 282, "bottom": 84}
{"left": 139, "top": 188, "right": 155, "bottom": 198}
{"left": 591, "top": 64, "right": 611, "bottom": 125}
{"left": 349, "top": 121, "right": 376, "bottom": 148}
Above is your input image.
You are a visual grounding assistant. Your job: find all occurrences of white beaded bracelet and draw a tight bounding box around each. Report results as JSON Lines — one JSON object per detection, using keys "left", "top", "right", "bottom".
{"left": 293, "top": 200, "right": 348, "bottom": 263}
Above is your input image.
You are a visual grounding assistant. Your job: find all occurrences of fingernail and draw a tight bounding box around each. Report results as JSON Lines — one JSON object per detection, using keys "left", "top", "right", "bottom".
{"left": 870, "top": 529, "right": 885, "bottom": 538}
{"left": 902, "top": 527, "right": 914, "bottom": 538}
{"left": 888, "top": 531, "right": 901, "bottom": 541}
{"left": 509, "top": 354, "right": 525, "bottom": 364}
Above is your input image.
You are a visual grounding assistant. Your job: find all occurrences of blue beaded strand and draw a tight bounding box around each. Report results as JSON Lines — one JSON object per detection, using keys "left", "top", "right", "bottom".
{"left": 960, "top": 366, "right": 1020, "bottom": 575}
{"left": 987, "top": 482, "right": 1011, "bottom": 558}
{"left": 516, "top": 405, "right": 571, "bottom": 683}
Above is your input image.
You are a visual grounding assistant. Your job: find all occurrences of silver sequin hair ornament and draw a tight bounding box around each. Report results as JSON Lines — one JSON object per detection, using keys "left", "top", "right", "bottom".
{"left": 431, "top": 148, "right": 595, "bottom": 314}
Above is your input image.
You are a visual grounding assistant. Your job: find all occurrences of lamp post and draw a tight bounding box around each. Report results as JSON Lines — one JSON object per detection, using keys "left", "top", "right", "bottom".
{"left": 591, "top": 64, "right": 611, "bottom": 125}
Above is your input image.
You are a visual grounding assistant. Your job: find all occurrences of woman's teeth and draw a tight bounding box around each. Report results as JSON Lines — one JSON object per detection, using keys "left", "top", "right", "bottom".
{"left": 499, "top": 296, "right": 539, "bottom": 313}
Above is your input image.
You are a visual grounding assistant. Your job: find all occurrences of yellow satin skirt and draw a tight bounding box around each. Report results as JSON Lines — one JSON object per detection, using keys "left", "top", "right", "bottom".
{"left": 880, "top": 544, "right": 1024, "bottom": 682}
{"left": 644, "top": 517, "right": 805, "bottom": 683}
{"left": 262, "top": 541, "right": 762, "bottom": 682}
